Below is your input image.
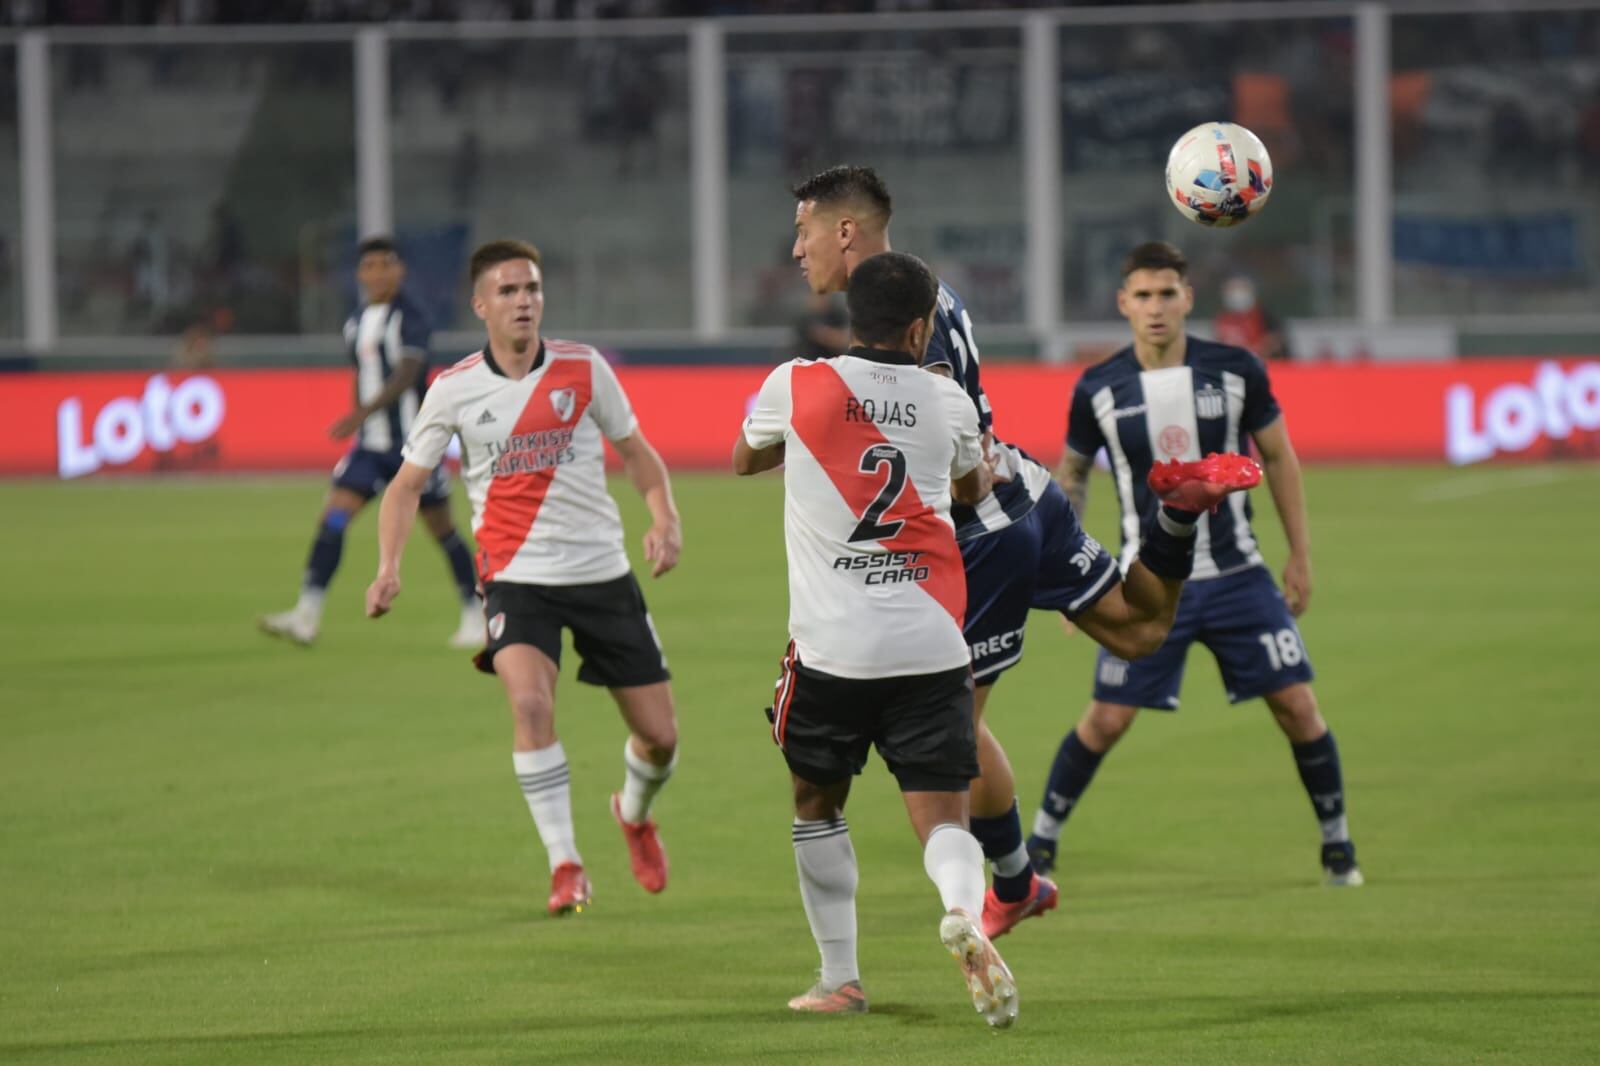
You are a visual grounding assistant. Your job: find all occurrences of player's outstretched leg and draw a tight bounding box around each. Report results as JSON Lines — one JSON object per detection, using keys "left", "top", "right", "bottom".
{"left": 1147, "top": 452, "right": 1262, "bottom": 511}
{"left": 924, "top": 823, "right": 1018, "bottom": 1029}
{"left": 260, "top": 503, "right": 357, "bottom": 645}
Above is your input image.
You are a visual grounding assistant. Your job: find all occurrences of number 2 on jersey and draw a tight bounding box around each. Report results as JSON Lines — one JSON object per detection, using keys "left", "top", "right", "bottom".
{"left": 848, "top": 444, "right": 908, "bottom": 543}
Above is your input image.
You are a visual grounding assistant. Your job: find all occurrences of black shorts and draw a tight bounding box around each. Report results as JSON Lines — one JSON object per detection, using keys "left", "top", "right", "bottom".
{"left": 768, "top": 644, "right": 977, "bottom": 793}
{"left": 474, "top": 574, "right": 671, "bottom": 688}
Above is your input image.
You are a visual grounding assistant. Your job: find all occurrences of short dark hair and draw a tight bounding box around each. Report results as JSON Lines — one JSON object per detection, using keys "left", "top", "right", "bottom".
{"left": 1121, "top": 241, "right": 1188, "bottom": 280}
{"left": 791, "top": 165, "right": 892, "bottom": 223}
{"left": 470, "top": 239, "right": 542, "bottom": 284}
{"left": 847, "top": 251, "right": 938, "bottom": 347}
{"left": 356, "top": 236, "right": 400, "bottom": 260}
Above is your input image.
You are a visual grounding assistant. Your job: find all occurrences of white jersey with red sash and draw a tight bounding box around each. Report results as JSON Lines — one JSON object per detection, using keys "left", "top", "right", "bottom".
{"left": 403, "top": 339, "right": 638, "bottom": 586}
{"left": 742, "top": 346, "right": 983, "bottom": 679}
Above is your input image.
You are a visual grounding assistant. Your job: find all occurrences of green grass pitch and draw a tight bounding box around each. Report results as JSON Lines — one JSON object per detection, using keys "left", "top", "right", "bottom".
{"left": 2, "top": 466, "right": 1597, "bottom": 1064}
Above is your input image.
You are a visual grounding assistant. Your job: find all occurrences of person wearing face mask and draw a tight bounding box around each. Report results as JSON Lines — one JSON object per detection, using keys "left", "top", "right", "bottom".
{"left": 1213, "top": 274, "right": 1289, "bottom": 362}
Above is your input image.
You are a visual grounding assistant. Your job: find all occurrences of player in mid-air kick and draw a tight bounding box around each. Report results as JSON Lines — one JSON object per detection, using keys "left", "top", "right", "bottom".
{"left": 745, "top": 242, "right": 1260, "bottom": 1023}
{"left": 786, "top": 166, "right": 1260, "bottom": 946}
{"left": 1026, "top": 241, "right": 1362, "bottom": 888}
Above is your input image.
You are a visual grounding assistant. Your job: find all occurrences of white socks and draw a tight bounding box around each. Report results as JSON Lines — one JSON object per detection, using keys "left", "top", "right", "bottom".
{"left": 294, "top": 586, "right": 326, "bottom": 621}
{"left": 793, "top": 818, "right": 860, "bottom": 989}
{"left": 619, "top": 741, "right": 676, "bottom": 824}
{"left": 513, "top": 743, "right": 580, "bottom": 871}
{"left": 923, "top": 823, "right": 986, "bottom": 917}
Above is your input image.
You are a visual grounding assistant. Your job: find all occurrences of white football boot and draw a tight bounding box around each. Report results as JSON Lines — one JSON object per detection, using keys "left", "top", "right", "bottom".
{"left": 939, "top": 908, "right": 1018, "bottom": 1029}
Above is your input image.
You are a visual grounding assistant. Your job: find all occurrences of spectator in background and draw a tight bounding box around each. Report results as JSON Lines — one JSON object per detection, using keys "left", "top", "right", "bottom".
{"left": 792, "top": 291, "right": 849, "bottom": 359}
{"left": 1212, "top": 274, "right": 1288, "bottom": 361}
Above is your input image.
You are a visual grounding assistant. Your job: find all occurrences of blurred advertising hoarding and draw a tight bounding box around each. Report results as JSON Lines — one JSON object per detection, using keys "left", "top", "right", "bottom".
{"left": 3, "top": 359, "right": 1598, "bottom": 480}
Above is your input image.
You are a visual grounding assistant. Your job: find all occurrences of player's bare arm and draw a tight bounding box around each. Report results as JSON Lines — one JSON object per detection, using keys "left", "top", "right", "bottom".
{"left": 613, "top": 430, "right": 682, "bottom": 579}
{"left": 331, "top": 355, "right": 423, "bottom": 439}
{"left": 952, "top": 458, "right": 993, "bottom": 506}
{"left": 732, "top": 436, "right": 785, "bottom": 475}
{"left": 1053, "top": 449, "right": 1093, "bottom": 518}
{"left": 1252, "top": 416, "right": 1313, "bottom": 616}
{"left": 366, "top": 459, "right": 430, "bottom": 617}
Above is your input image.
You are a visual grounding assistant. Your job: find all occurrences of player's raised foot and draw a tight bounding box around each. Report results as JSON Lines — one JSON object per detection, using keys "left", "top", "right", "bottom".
{"left": 447, "top": 603, "right": 486, "bottom": 650}
{"left": 258, "top": 608, "right": 318, "bottom": 646}
{"left": 547, "top": 862, "right": 592, "bottom": 916}
{"left": 939, "top": 908, "right": 1018, "bottom": 1029}
{"left": 1148, "top": 452, "right": 1262, "bottom": 513}
{"left": 610, "top": 793, "right": 668, "bottom": 894}
{"left": 1322, "top": 842, "right": 1365, "bottom": 887}
{"left": 1025, "top": 834, "right": 1058, "bottom": 876}
{"left": 982, "top": 873, "right": 1059, "bottom": 941}
{"left": 787, "top": 979, "right": 868, "bottom": 1015}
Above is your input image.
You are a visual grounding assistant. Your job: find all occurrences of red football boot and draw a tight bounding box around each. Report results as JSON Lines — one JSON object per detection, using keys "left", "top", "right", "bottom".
{"left": 1148, "top": 452, "right": 1262, "bottom": 512}
{"left": 547, "top": 862, "right": 592, "bottom": 917}
{"left": 611, "top": 793, "right": 669, "bottom": 894}
{"left": 981, "top": 872, "right": 1059, "bottom": 940}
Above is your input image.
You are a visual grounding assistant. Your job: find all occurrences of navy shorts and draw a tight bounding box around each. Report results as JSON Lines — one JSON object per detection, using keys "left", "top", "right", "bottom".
{"left": 1091, "top": 565, "right": 1315, "bottom": 710}
{"left": 332, "top": 447, "right": 450, "bottom": 508}
{"left": 963, "top": 480, "right": 1119, "bottom": 684}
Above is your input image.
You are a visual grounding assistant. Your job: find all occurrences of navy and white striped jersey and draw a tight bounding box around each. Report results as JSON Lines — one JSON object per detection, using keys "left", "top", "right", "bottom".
{"left": 922, "top": 280, "right": 1053, "bottom": 543}
{"left": 342, "top": 289, "right": 432, "bottom": 453}
{"left": 1067, "top": 337, "right": 1281, "bottom": 580}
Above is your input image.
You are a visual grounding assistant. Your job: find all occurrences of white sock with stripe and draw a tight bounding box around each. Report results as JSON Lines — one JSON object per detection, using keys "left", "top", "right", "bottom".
{"left": 792, "top": 818, "right": 859, "bottom": 989}
{"left": 513, "top": 743, "right": 581, "bottom": 871}
{"left": 619, "top": 740, "right": 676, "bottom": 824}
{"left": 922, "top": 823, "right": 986, "bottom": 917}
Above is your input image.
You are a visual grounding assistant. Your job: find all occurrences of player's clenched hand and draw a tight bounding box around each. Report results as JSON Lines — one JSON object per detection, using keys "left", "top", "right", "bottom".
{"left": 329, "top": 410, "right": 366, "bottom": 439}
{"left": 643, "top": 520, "right": 682, "bottom": 578}
{"left": 981, "top": 431, "right": 1012, "bottom": 484}
{"left": 366, "top": 574, "right": 402, "bottom": 618}
{"left": 1282, "top": 553, "right": 1312, "bottom": 617}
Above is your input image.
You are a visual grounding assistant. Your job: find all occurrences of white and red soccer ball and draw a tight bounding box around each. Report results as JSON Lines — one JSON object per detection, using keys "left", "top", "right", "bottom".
{"left": 1165, "top": 122, "right": 1274, "bottom": 227}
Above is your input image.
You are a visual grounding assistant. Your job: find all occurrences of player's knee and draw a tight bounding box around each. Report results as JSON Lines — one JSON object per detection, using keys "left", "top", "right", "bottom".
{"left": 319, "top": 507, "right": 354, "bottom": 534}
{"left": 508, "top": 689, "right": 555, "bottom": 731}
{"left": 1106, "top": 621, "right": 1165, "bottom": 661}
{"left": 1083, "top": 702, "right": 1135, "bottom": 749}
{"left": 1268, "top": 687, "right": 1324, "bottom": 739}
{"left": 634, "top": 720, "right": 677, "bottom": 761}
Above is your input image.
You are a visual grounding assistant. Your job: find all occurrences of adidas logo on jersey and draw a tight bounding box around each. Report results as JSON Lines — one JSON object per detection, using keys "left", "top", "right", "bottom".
{"left": 476, "top": 409, "right": 497, "bottom": 425}
{"left": 1196, "top": 386, "right": 1226, "bottom": 420}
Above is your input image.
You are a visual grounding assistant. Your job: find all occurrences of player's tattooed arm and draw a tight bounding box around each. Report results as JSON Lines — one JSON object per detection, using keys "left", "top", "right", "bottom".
{"left": 1252, "top": 417, "right": 1312, "bottom": 616}
{"left": 331, "top": 356, "right": 424, "bottom": 439}
{"left": 1054, "top": 450, "right": 1094, "bottom": 517}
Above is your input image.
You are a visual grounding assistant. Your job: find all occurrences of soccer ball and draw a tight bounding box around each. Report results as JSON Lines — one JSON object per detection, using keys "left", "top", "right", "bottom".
{"left": 1164, "top": 122, "right": 1273, "bottom": 227}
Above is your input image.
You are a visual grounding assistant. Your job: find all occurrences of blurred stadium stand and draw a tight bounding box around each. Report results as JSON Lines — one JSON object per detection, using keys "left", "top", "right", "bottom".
{"left": 0, "top": 0, "right": 1594, "bottom": 367}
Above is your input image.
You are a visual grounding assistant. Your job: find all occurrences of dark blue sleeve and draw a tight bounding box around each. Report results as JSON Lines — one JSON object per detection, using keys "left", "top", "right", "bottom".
{"left": 398, "top": 299, "right": 431, "bottom": 358}
{"left": 923, "top": 317, "right": 956, "bottom": 374}
{"left": 1065, "top": 378, "right": 1105, "bottom": 458}
{"left": 1240, "top": 351, "right": 1281, "bottom": 433}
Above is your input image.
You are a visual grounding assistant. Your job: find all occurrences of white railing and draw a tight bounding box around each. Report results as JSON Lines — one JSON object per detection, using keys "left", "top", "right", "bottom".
{"left": 4, "top": 0, "right": 1599, "bottom": 358}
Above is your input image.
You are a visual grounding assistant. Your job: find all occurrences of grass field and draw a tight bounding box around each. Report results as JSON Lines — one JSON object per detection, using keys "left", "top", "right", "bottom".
{"left": 3, "top": 465, "right": 1598, "bottom": 1064}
